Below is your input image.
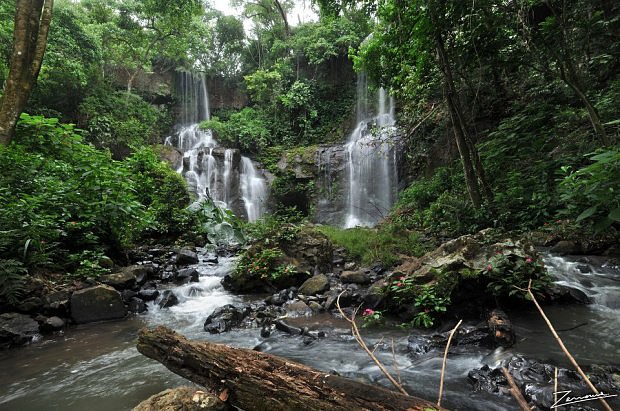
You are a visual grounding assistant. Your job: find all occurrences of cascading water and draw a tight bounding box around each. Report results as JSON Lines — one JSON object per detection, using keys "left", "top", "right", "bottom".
{"left": 343, "top": 73, "right": 399, "bottom": 228}
{"left": 165, "top": 72, "right": 268, "bottom": 221}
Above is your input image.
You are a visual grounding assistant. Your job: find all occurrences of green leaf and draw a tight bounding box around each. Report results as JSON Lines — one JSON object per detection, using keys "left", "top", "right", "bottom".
{"left": 576, "top": 206, "right": 598, "bottom": 222}
{"left": 609, "top": 208, "right": 620, "bottom": 222}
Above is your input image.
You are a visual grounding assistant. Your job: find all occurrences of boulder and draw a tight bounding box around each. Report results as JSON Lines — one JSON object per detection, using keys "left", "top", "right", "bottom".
{"left": 158, "top": 290, "right": 179, "bottom": 309}
{"left": 487, "top": 309, "right": 515, "bottom": 348}
{"left": 0, "top": 313, "right": 39, "bottom": 348}
{"left": 547, "top": 284, "right": 591, "bottom": 304}
{"left": 128, "top": 297, "right": 147, "bottom": 313}
{"left": 176, "top": 268, "right": 199, "bottom": 284}
{"left": 204, "top": 305, "right": 248, "bottom": 334}
{"left": 138, "top": 289, "right": 160, "bottom": 301}
{"left": 340, "top": 270, "right": 371, "bottom": 285}
{"left": 42, "top": 316, "right": 65, "bottom": 331}
{"left": 281, "top": 226, "right": 333, "bottom": 274}
{"left": 101, "top": 265, "right": 149, "bottom": 290}
{"left": 98, "top": 256, "right": 114, "bottom": 269}
{"left": 133, "top": 387, "right": 229, "bottom": 411}
{"left": 176, "top": 248, "right": 199, "bottom": 266}
{"left": 298, "top": 274, "right": 330, "bottom": 296}
{"left": 70, "top": 285, "right": 127, "bottom": 324}
{"left": 283, "top": 300, "right": 313, "bottom": 317}
{"left": 550, "top": 240, "right": 581, "bottom": 255}
{"left": 42, "top": 290, "right": 70, "bottom": 316}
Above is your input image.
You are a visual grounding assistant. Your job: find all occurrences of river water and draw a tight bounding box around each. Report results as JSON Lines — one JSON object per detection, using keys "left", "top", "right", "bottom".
{"left": 0, "top": 253, "right": 618, "bottom": 410}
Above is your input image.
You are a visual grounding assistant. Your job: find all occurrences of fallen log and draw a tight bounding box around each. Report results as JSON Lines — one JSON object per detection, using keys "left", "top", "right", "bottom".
{"left": 137, "top": 326, "right": 444, "bottom": 411}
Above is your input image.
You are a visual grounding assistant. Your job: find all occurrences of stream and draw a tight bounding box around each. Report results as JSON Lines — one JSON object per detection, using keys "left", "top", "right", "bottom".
{"left": 0, "top": 252, "right": 618, "bottom": 411}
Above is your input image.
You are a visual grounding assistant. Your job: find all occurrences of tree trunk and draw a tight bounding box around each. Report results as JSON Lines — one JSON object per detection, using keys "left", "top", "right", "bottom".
{"left": 0, "top": 0, "right": 54, "bottom": 146}
{"left": 273, "top": 0, "right": 290, "bottom": 37}
{"left": 434, "top": 31, "right": 483, "bottom": 208}
{"left": 137, "top": 326, "right": 444, "bottom": 411}
{"left": 560, "top": 65, "right": 610, "bottom": 146}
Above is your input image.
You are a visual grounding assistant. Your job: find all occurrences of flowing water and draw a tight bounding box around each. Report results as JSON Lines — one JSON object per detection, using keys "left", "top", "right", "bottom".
{"left": 317, "top": 74, "right": 400, "bottom": 228}
{"left": 164, "top": 72, "right": 267, "bottom": 221}
{"left": 1, "top": 253, "right": 618, "bottom": 410}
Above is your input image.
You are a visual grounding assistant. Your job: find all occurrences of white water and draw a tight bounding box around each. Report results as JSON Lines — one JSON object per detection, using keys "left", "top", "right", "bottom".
{"left": 344, "top": 74, "right": 399, "bottom": 228}
{"left": 165, "top": 72, "right": 268, "bottom": 221}
{"left": 1, "top": 252, "right": 619, "bottom": 410}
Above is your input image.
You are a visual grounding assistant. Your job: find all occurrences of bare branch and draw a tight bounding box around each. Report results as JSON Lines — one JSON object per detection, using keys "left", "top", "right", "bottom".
{"left": 437, "top": 319, "right": 462, "bottom": 407}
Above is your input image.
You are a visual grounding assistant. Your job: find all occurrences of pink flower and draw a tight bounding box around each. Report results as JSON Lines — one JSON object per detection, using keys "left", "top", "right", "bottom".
{"left": 487, "top": 264, "right": 493, "bottom": 271}
{"left": 397, "top": 282, "right": 403, "bottom": 287}
{"left": 362, "top": 308, "right": 374, "bottom": 316}
{"left": 399, "top": 276, "right": 405, "bottom": 281}
{"left": 70, "top": 221, "right": 77, "bottom": 225}
{"left": 526, "top": 257, "right": 533, "bottom": 263}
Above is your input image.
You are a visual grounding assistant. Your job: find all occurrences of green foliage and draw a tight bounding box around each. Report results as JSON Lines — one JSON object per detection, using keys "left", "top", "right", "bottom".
{"left": 0, "top": 115, "right": 192, "bottom": 279}
{"left": 317, "top": 225, "right": 426, "bottom": 266}
{"left": 235, "top": 247, "right": 286, "bottom": 282}
{"left": 126, "top": 147, "right": 192, "bottom": 237}
{"left": 79, "top": 90, "right": 170, "bottom": 155}
{"left": 201, "top": 108, "right": 270, "bottom": 153}
{"left": 386, "top": 280, "right": 449, "bottom": 328}
{"left": 485, "top": 253, "right": 550, "bottom": 299}
{"left": 68, "top": 250, "right": 111, "bottom": 279}
{"left": 190, "top": 200, "right": 246, "bottom": 245}
{"left": 0, "top": 259, "right": 27, "bottom": 305}
{"left": 559, "top": 148, "right": 620, "bottom": 231}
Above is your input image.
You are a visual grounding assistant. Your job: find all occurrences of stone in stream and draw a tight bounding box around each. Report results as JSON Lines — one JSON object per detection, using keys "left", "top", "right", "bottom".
{"left": 176, "top": 248, "right": 199, "bottom": 266}
{"left": 40, "top": 316, "right": 65, "bottom": 331}
{"left": 203, "top": 304, "right": 248, "bottom": 334}
{"left": 133, "top": 386, "right": 230, "bottom": 411}
{"left": 0, "top": 313, "right": 40, "bottom": 348}
{"left": 340, "top": 270, "right": 371, "bottom": 285}
{"left": 137, "top": 288, "right": 160, "bottom": 301}
{"left": 298, "top": 274, "right": 329, "bottom": 296}
{"left": 283, "top": 300, "right": 312, "bottom": 317}
{"left": 42, "top": 290, "right": 71, "bottom": 316}
{"left": 70, "top": 285, "right": 127, "bottom": 324}
{"left": 176, "top": 268, "right": 199, "bottom": 284}
{"left": 128, "top": 297, "right": 147, "bottom": 314}
{"left": 468, "top": 356, "right": 620, "bottom": 410}
{"left": 158, "top": 290, "right": 179, "bottom": 309}
{"left": 101, "top": 265, "right": 149, "bottom": 290}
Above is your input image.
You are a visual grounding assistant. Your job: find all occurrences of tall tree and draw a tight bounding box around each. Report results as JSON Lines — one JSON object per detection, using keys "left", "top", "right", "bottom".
{"left": 354, "top": 0, "right": 492, "bottom": 207}
{"left": 0, "top": 0, "right": 54, "bottom": 146}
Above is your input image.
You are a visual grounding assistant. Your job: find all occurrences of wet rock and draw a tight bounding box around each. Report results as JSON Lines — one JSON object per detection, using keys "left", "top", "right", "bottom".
{"left": 204, "top": 255, "right": 219, "bottom": 264}
{"left": 406, "top": 335, "right": 433, "bottom": 356}
{"left": 362, "top": 280, "right": 387, "bottom": 309}
{"left": 274, "top": 319, "right": 302, "bottom": 335}
{"left": 121, "top": 290, "right": 137, "bottom": 302}
{"left": 16, "top": 297, "right": 43, "bottom": 313}
{"left": 283, "top": 300, "right": 312, "bottom": 317}
{"left": 308, "top": 301, "right": 323, "bottom": 312}
{"left": 265, "top": 289, "right": 291, "bottom": 306}
{"left": 487, "top": 309, "right": 515, "bottom": 348}
{"left": 138, "top": 288, "right": 160, "bottom": 301}
{"left": 344, "top": 262, "right": 356, "bottom": 271}
{"left": 176, "top": 248, "right": 199, "bottom": 266}
{"left": 71, "top": 285, "right": 127, "bottom": 324}
{"left": 176, "top": 268, "right": 199, "bottom": 284}
{"left": 370, "top": 262, "right": 386, "bottom": 275}
{"left": 469, "top": 356, "right": 620, "bottom": 410}
{"left": 576, "top": 264, "right": 592, "bottom": 273}
{"left": 158, "top": 290, "right": 179, "bottom": 309}
{"left": 547, "top": 284, "right": 591, "bottom": 304}
{"left": 340, "top": 270, "right": 371, "bottom": 285}
{"left": 0, "top": 313, "right": 40, "bottom": 348}
{"left": 298, "top": 274, "right": 329, "bottom": 296}
{"left": 42, "top": 290, "right": 70, "bottom": 316}
{"left": 324, "top": 289, "right": 354, "bottom": 310}
{"left": 128, "top": 297, "right": 147, "bottom": 313}
{"left": 39, "top": 316, "right": 65, "bottom": 332}
{"left": 101, "top": 265, "right": 146, "bottom": 290}
{"left": 333, "top": 256, "right": 344, "bottom": 265}
{"left": 551, "top": 240, "right": 581, "bottom": 255}
{"left": 98, "top": 256, "right": 114, "bottom": 269}
{"left": 204, "top": 304, "right": 248, "bottom": 334}
{"left": 133, "top": 386, "right": 230, "bottom": 411}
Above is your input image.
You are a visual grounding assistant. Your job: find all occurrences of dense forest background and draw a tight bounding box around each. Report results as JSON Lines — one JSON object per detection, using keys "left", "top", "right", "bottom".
{"left": 0, "top": 0, "right": 618, "bottom": 304}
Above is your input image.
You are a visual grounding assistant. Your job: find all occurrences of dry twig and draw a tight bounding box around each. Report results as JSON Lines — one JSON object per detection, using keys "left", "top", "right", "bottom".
{"left": 336, "top": 291, "right": 409, "bottom": 396}
{"left": 437, "top": 319, "right": 462, "bottom": 407}
{"left": 501, "top": 367, "right": 531, "bottom": 411}
{"left": 524, "top": 279, "right": 613, "bottom": 411}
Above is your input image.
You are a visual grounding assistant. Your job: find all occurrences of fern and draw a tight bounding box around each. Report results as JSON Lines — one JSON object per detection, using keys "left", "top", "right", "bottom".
{"left": 0, "top": 259, "right": 27, "bottom": 305}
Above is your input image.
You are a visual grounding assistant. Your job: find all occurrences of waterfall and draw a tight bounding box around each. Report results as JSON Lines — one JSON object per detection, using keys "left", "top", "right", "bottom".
{"left": 240, "top": 157, "right": 267, "bottom": 222}
{"left": 343, "top": 77, "right": 399, "bottom": 228}
{"left": 165, "top": 71, "right": 268, "bottom": 220}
